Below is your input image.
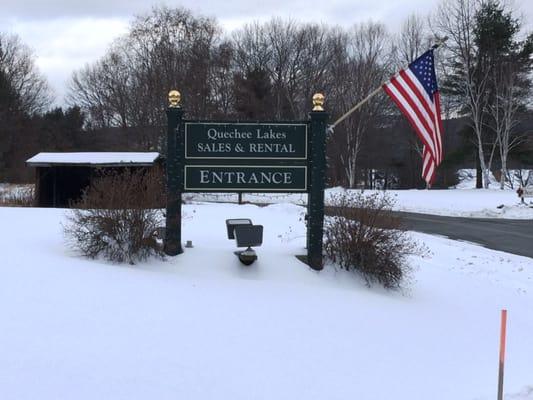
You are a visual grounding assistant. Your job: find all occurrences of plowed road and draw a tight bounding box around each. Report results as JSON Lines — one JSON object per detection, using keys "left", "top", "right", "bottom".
{"left": 397, "top": 212, "right": 533, "bottom": 259}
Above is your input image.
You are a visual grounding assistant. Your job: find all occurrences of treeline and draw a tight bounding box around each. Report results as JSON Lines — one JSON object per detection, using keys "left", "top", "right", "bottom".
{"left": 1, "top": 0, "right": 533, "bottom": 187}
{"left": 0, "top": 33, "right": 85, "bottom": 181}
{"left": 68, "top": 8, "right": 404, "bottom": 187}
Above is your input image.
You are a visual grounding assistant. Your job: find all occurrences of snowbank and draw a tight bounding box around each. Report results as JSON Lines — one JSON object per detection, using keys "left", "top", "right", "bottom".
{"left": 0, "top": 204, "right": 532, "bottom": 400}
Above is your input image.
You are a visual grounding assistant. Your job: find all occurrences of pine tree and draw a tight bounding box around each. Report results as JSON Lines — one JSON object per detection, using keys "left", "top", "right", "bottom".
{"left": 233, "top": 68, "right": 274, "bottom": 120}
{"left": 440, "top": 0, "right": 532, "bottom": 188}
{"left": 0, "top": 69, "right": 24, "bottom": 180}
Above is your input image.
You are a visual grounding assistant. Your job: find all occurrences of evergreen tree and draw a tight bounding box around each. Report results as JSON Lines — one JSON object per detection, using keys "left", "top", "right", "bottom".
{"left": 440, "top": 0, "right": 532, "bottom": 188}
{"left": 233, "top": 68, "right": 274, "bottom": 120}
{"left": 0, "top": 69, "right": 25, "bottom": 180}
{"left": 38, "top": 106, "right": 85, "bottom": 151}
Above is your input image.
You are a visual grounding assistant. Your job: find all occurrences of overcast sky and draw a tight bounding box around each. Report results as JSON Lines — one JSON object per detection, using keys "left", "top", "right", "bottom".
{"left": 1, "top": 0, "right": 532, "bottom": 106}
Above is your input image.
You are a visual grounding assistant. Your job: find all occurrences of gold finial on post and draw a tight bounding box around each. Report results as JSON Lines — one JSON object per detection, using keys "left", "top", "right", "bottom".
{"left": 168, "top": 90, "right": 181, "bottom": 108}
{"left": 312, "top": 93, "right": 325, "bottom": 111}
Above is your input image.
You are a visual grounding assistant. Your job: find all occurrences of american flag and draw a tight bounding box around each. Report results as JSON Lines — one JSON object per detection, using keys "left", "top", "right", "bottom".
{"left": 383, "top": 50, "right": 443, "bottom": 185}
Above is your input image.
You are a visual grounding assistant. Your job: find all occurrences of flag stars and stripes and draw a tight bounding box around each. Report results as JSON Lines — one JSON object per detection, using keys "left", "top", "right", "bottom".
{"left": 383, "top": 49, "right": 443, "bottom": 185}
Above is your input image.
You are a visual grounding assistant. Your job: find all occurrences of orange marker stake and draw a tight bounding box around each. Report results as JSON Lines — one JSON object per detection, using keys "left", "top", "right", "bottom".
{"left": 497, "top": 309, "right": 508, "bottom": 400}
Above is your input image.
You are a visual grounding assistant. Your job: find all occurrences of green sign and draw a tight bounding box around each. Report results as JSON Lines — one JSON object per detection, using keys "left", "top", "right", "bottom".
{"left": 165, "top": 91, "right": 328, "bottom": 269}
{"left": 184, "top": 165, "right": 307, "bottom": 191}
{"left": 185, "top": 122, "right": 307, "bottom": 160}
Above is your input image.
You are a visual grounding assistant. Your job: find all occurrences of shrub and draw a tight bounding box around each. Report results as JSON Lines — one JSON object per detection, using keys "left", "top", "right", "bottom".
{"left": 324, "top": 191, "right": 419, "bottom": 289}
{"left": 0, "top": 185, "right": 35, "bottom": 207}
{"left": 64, "top": 168, "right": 165, "bottom": 264}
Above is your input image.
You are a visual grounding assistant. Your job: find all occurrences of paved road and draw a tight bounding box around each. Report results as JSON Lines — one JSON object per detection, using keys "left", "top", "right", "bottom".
{"left": 396, "top": 212, "right": 533, "bottom": 259}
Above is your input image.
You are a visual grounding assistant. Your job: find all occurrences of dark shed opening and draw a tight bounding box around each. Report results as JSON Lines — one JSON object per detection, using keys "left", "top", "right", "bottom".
{"left": 26, "top": 152, "right": 161, "bottom": 208}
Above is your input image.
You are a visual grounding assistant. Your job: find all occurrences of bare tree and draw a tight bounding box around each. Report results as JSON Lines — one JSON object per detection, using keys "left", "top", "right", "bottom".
{"left": 0, "top": 33, "right": 52, "bottom": 114}
{"left": 491, "top": 60, "right": 531, "bottom": 188}
{"left": 0, "top": 33, "right": 53, "bottom": 182}
{"left": 232, "top": 22, "right": 272, "bottom": 75}
{"left": 69, "top": 49, "right": 132, "bottom": 129}
{"left": 396, "top": 14, "right": 430, "bottom": 67}
{"left": 209, "top": 41, "right": 235, "bottom": 118}
{"left": 433, "top": 0, "right": 493, "bottom": 188}
{"left": 232, "top": 20, "right": 339, "bottom": 120}
{"left": 329, "top": 22, "right": 393, "bottom": 187}
{"left": 296, "top": 24, "right": 341, "bottom": 117}
{"left": 68, "top": 6, "right": 220, "bottom": 146}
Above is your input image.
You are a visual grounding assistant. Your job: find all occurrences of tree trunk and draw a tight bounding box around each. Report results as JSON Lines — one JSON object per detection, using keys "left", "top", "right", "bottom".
{"left": 476, "top": 150, "right": 483, "bottom": 189}
{"left": 500, "top": 153, "right": 508, "bottom": 190}
{"left": 480, "top": 147, "right": 491, "bottom": 189}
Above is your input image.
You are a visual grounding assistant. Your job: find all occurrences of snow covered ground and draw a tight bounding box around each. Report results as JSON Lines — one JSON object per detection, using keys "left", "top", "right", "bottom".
{"left": 187, "top": 187, "right": 533, "bottom": 219}
{"left": 359, "top": 188, "right": 533, "bottom": 219}
{"left": 0, "top": 203, "right": 532, "bottom": 400}
{"left": 2, "top": 174, "right": 533, "bottom": 218}
{"left": 186, "top": 168, "right": 533, "bottom": 219}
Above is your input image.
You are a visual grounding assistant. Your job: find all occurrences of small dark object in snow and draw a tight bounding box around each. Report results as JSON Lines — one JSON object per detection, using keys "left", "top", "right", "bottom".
{"left": 497, "top": 204, "right": 504, "bottom": 209}
{"left": 226, "top": 219, "right": 263, "bottom": 265}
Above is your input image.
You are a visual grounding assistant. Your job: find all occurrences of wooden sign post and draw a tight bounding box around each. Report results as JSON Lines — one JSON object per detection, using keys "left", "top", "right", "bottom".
{"left": 164, "top": 90, "right": 328, "bottom": 270}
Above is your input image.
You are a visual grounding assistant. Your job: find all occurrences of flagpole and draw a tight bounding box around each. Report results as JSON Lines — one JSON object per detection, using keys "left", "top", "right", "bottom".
{"left": 331, "top": 86, "right": 383, "bottom": 128}
{"left": 330, "top": 36, "right": 448, "bottom": 130}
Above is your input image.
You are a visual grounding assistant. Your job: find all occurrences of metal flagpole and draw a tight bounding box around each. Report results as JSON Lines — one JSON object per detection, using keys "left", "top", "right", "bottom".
{"left": 329, "top": 36, "right": 449, "bottom": 130}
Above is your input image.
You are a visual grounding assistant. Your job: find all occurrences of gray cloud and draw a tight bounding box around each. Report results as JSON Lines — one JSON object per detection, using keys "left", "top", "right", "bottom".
{"left": 2, "top": 0, "right": 531, "bottom": 26}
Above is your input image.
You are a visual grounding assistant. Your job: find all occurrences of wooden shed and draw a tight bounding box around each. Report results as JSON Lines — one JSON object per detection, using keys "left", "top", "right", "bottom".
{"left": 26, "top": 152, "right": 161, "bottom": 207}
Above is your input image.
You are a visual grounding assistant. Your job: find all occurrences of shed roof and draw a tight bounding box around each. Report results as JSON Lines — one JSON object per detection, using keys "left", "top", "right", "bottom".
{"left": 26, "top": 152, "right": 160, "bottom": 167}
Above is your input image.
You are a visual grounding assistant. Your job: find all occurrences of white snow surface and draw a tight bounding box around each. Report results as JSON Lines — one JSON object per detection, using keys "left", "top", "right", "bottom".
{"left": 361, "top": 188, "right": 533, "bottom": 219}
{"left": 26, "top": 152, "right": 160, "bottom": 165}
{"left": 3, "top": 176, "right": 533, "bottom": 218}
{"left": 186, "top": 187, "right": 533, "bottom": 219}
{"left": 0, "top": 203, "right": 532, "bottom": 400}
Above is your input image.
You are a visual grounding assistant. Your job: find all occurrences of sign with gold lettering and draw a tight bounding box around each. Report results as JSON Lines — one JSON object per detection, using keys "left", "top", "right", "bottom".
{"left": 185, "top": 122, "right": 307, "bottom": 160}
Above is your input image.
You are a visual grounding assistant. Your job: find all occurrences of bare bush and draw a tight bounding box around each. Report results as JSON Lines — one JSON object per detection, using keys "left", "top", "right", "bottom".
{"left": 324, "top": 191, "right": 420, "bottom": 289}
{"left": 0, "top": 185, "right": 34, "bottom": 207}
{"left": 64, "top": 168, "right": 165, "bottom": 264}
